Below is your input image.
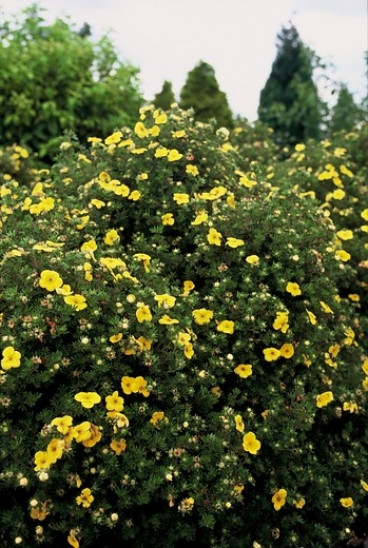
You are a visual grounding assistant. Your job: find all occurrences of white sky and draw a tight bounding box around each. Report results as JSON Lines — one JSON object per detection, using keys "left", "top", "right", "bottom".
{"left": 0, "top": 0, "right": 367, "bottom": 121}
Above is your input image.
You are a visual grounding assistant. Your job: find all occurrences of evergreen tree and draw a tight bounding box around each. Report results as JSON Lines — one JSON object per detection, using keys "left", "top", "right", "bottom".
{"left": 180, "top": 61, "right": 233, "bottom": 128}
{"left": 258, "top": 24, "right": 322, "bottom": 148}
{"left": 329, "top": 84, "right": 362, "bottom": 133}
{"left": 153, "top": 80, "right": 176, "bottom": 110}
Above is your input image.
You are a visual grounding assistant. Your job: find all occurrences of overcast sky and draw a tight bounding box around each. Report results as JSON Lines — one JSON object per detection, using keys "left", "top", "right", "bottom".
{"left": 0, "top": 0, "right": 366, "bottom": 120}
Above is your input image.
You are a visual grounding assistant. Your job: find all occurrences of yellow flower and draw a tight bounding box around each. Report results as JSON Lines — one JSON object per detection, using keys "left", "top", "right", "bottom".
{"left": 279, "top": 343, "right": 294, "bottom": 359}
{"left": 136, "top": 304, "right": 153, "bottom": 323}
{"left": 293, "top": 498, "right": 305, "bottom": 509}
{"left": 105, "top": 131, "right": 122, "bottom": 145}
{"left": 46, "top": 438, "right": 64, "bottom": 463}
{"left": 1, "top": 346, "right": 21, "bottom": 370}
{"left": 226, "top": 237, "right": 245, "bottom": 248}
{"left": 331, "top": 189, "right": 346, "bottom": 200}
{"left": 360, "top": 480, "right": 368, "bottom": 492}
{"left": 362, "top": 360, "right": 368, "bottom": 375}
{"left": 104, "top": 229, "right": 120, "bottom": 246}
{"left": 272, "top": 489, "right": 287, "bottom": 511}
{"left": 172, "top": 129, "right": 186, "bottom": 138}
{"left": 167, "top": 149, "right": 183, "bottom": 162}
{"left": 110, "top": 439, "right": 127, "bottom": 455}
{"left": 109, "top": 333, "right": 123, "bottom": 344}
{"left": 295, "top": 143, "right": 305, "bottom": 152}
{"left": 216, "top": 320, "right": 234, "bottom": 334}
{"left": 273, "top": 311, "right": 289, "bottom": 333}
{"left": 186, "top": 164, "right": 199, "bottom": 176}
{"left": 39, "top": 270, "right": 63, "bottom": 292}
{"left": 320, "top": 301, "right": 333, "bottom": 314}
{"left": 100, "top": 257, "right": 126, "bottom": 271}
{"left": 154, "top": 112, "right": 167, "bottom": 124}
{"left": 80, "top": 240, "right": 97, "bottom": 254}
{"left": 340, "top": 164, "right": 353, "bottom": 177}
{"left": 76, "top": 488, "right": 94, "bottom": 508}
{"left": 154, "top": 294, "right": 176, "bottom": 309}
{"left": 177, "top": 331, "right": 191, "bottom": 346}
{"left": 134, "top": 121, "right": 149, "bottom": 138}
{"left": 343, "top": 401, "right": 358, "bottom": 413}
{"left": 56, "top": 283, "right": 73, "bottom": 296}
{"left": 316, "top": 391, "right": 333, "bottom": 408}
{"left": 340, "top": 497, "right": 353, "bottom": 508}
{"left": 90, "top": 198, "right": 105, "bottom": 209}
{"left": 34, "top": 451, "right": 52, "bottom": 471}
{"left": 105, "top": 391, "right": 124, "bottom": 412}
{"left": 51, "top": 415, "right": 73, "bottom": 435}
{"left": 158, "top": 314, "right": 179, "bottom": 325}
{"left": 336, "top": 229, "right": 353, "bottom": 241}
{"left": 286, "top": 282, "right": 301, "bottom": 296}
{"left": 72, "top": 421, "right": 92, "bottom": 443}
{"left": 150, "top": 411, "right": 168, "bottom": 425}
{"left": 362, "top": 377, "right": 368, "bottom": 391}
{"left": 154, "top": 146, "right": 169, "bottom": 158}
{"left": 234, "top": 364, "right": 252, "bottom": 378}
{"left": 234, "top": 415, "right": 244, "bottom": 432}
{"left": 121, "top": 376, "right": 135, "bottom": 395}
{"left": 162, "top": 213, "right": 175, "bottom": 226}
{"left": 182, "top": 280, "right": 195, "bottom": 295}
{"left": 74, "top": 392, "right": 101, "bottom": 409}
{"left": 242, "top": 432, "right": 261, "bottom": 455}
{"left": 335, "top": 249, "right": 351, "bottom": 262}
{"left": 64, "top": 294, "right": 87, "bottom": 311}
{"left": 348, "top": 294, "right": 360, "bottom": 302}
{"left": 67, "top": 529, "right": 80, "bottom": 548}
{"left": 191, "top": 211, "right": 208, "bottom": 225}
{"left": 133, "top": 376, "right": 150, "bottom": 397}
{"left": 263, "top": 347, "right": 280, "bottom": 362}
{"left": 361, "top": 209, "right": 368, "bottom": 221}
{"left": 207, "top": 227, "right": 222, "bottom": 246}
{"left": 306, "top": 309, "right": 317, "bottom": 325}
{"left": 173, "top": 193, "right": 190, "bottom": 205}
{"left": 128, "top": 190, "right": 142, "bottom": 201}
{"left": 192, "top": 308, "right": 214, "bottom": 325}
{"left": 184, "top": 342, "right": 194, "bottom": 359}
{"left": 245, "top": 255, "right": 260, "bottom": 265}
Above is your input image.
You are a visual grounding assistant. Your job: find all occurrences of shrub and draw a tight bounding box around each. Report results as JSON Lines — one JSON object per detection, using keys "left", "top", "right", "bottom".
{"left": 1, "top": 106, "right": 367, "bottom": 547}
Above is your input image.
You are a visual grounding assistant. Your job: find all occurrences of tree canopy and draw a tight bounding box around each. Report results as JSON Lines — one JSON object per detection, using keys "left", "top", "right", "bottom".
{"left": 0, "top": 6, "right": 143, "bottom": 159}
{"left": 258, "top": 24, "right": 322, "bottom": 148}
{"left": 153, "top": 80, "right": 176, "bottom": 110}
{"left": 180, "top": 61, "right": 234, "bottom": 128}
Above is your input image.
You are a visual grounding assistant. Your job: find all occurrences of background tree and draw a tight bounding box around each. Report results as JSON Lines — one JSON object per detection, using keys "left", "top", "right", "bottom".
{"left": 329, "top": 84, "right": 363, "bottom": 133}
{"left": 258, "top": 24, "right": 322, "bottom": 148}
{"left": 180, "top": 60, "right": 234, "bottom": 128}
{"left": 153, "top": 80, "right": 176, "bottom": 110}
{"left": 0, "top": 6, "right": 143, "bottom": 159}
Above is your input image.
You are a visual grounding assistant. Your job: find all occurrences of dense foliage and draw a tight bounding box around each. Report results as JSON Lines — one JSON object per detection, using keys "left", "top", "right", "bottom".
{"left": 153, "top": 81, "right": 176, "bottom": 111}
{"left": 180, "top": 61, "right": 234, "bottom": 129}
{"left": 258, "top": 24, "right": 322, "bottom": 148}
{"left": 0, "top": 6, "right": 143, "bottom": 159}
{"left": 1, "top": 105, "right": 367, "bottom": 548}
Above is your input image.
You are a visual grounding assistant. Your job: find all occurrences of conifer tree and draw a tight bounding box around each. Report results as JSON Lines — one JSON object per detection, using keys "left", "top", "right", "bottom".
{"left": 258, "top": 24, "right": 322, "bottom": 148}
{"left": 153, "top": 80, "right": 176, "bottom": 110}
{"left": 180, "top": 61, "right": 233, "bottom": 128}
{"left": 329, "top": 84, "right": 362, "bottom": 133}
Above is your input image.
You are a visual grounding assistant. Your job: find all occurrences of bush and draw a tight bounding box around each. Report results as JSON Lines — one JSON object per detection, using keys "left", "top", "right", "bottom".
{"left": 0, "top": 6, "right": 143, "bottom": 160}
{"left": 1, "top": 106, "right": 367, "bottom": 547}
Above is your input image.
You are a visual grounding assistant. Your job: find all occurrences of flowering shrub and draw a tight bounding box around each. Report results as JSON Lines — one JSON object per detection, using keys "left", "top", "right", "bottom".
{"left": 1, "top": 106, "right": 367, "bottom": 547}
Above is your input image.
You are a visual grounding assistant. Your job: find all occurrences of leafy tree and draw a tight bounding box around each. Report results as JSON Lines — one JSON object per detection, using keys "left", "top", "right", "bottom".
{"left": 329, "top": 84, "right": 363, "bottom": 133}
{"left": 180, "top": 61, "right": 234, "bottom": 128}
{"left": 0, "top": 5, "right": 143, "bottom": 159}
{"left": 258, "top": 24, "right": 322, "bottom": 148}
{"left": 153, "top": 80, "right": 176, "bottom": 110}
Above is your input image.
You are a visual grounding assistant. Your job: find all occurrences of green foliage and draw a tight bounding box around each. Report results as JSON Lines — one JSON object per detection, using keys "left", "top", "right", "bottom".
{"left": 180, "top": 61, "right": 234, "bottom": 128}
{"left": 0, "top": 5, "right": 143, "bottom": 160}
{"left": 153, "top": 80, "right": 176, "bottom": 110}
{"left": 1, "top": 107, "right": 368, "bottom": 548}
{"left": 258, "top": 24, "right": 322, "bottom": 148}
{"left": 329, "top": 85, "right": 364, "bottom": 134}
